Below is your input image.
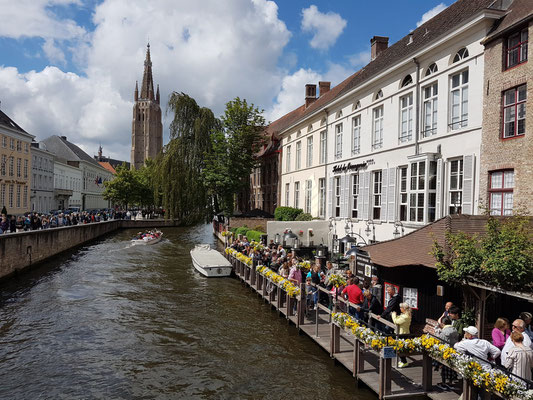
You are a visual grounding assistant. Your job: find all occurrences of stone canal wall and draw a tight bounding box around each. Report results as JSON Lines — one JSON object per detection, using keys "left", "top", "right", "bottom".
{"left": 0, "top": 219, "right": 180, "bottom": 280}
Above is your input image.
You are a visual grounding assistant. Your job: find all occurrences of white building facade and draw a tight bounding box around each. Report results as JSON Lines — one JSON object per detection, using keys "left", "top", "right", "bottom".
{"left": 30, "top": 143, "right": 55, "bottom": 213}
{"left": 279, "top": 3, "right": 506, "bottom": 243}
{"left": 80, "top": 160, "right": 112, "bottom": 210}
{"left": 53, "top": 160, "right": 82, "bottom": 210}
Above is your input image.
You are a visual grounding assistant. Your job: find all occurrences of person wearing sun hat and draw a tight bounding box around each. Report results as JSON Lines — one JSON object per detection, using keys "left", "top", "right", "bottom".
{"left": 454, "top": 326, "right": 501, "bottom": 367}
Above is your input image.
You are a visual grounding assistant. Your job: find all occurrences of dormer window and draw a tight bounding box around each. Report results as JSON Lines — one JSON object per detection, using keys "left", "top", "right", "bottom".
{"left": 401, "top": 75, "right": 413, "bottom": 88}
{"left": 453, "top": 47, "right": 469, "bottom": 63}
{"left": 506, "top": 28, "right": 528, "bottom": 69}
{"left": 425, "top": 63, "right": 438, "bottom": 76}
{"left": 375, "top": 90, "right": 383, "bottom": 100}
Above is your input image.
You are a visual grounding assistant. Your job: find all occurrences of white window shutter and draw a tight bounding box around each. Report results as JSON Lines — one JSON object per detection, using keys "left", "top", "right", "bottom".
{"left": 380, "top": 169, "right": 388, "bottom": 221}
{"left": 344, "top": 174, "right": 352, "bottom": 217}
{"left": 387, "top": 167, "right": 396, "bottom": 222}
{"left": 328, "top": 177, "right": 334, "bottom": 218}
{"left": 339, "top": 175, "right": 346, "bottom": 217}
{"left": 436, "top": 159, "right": 443, "bottom": 219}
{"left": 361, "top": 171, "right": 370, "bottom": 220}
{"left": 462, "top": 155, "right": 475, "bottom": 215}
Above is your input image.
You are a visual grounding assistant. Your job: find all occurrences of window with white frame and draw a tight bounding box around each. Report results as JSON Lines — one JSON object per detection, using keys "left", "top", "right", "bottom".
{"left": 334, "top": 176, "right": 341, "bottom": 217}
{"left": 425, "top": 63, "right": 438, "bottom": 76}
{"left": 409, "top": 160, "right": 436, "bottom": 222}
{"left": 503, "top": 84, "right": 526, "bottom": 138}
{"left": 351, "top": 173, "right": 359, "bottom": 218}
{"left": 1, "top": 136, "right": 6, "bottom": 148}
{"left": 23, "top": 186, "right": 28, "bottom": 208}
{"left": 319, "top": 130, "right": 327, "bottom": 164}
{"left": 285, "top": 183, "right": 290, "bottom": 206}
{"left": 422, "top": 83, "right": 438, "bottom": 137}
{"left": 352, "top": 116, "right": 361, "bottom": 155}
{"left": 16, "top": 184, "right": 21, "bottom": 208}
{"left": 1, "top": 155, "right": 6, "bottom": 175}
{"left": 319, "top": 178, "right": 326, "bottom": 217}
{"left": 399, "top": 166, "right": 408, "bottom": 221}
{"left": 428, "top": 161, "right": 437, "bottom": 222}
{"left": 403, "top": 287, "right": 418, "bottom": 309}
{"left": 449, "top": 159, "right": 463, "bottom": 215}
{"left": 372, "top": 170, "right": 382, "bottom": 220}
{"left": 8, "top": 184, "right": 13, "bottom": 207}
{"left": 10, "top": 138, "right": 14, "bottom": 150}
{"left": 305, "top": 180, "right": 312, "bottom": 214}
{"left": 489, "top": 170, "right": 514, "bottom": 216}
{"left": 506, "top": 28, "right": 528, "bottom": 69}
{"left": 296, "top": 141, "right": 302, "bottom": 170}
{"left": 399, "top": 93, "right": 413, "bottom": 142}
{"left": 8, "top": 157, "right": 14, "bottom": 176}
{"left": 373, "top": 106, "right": 384, "bottom": 149}
{"left": 0, "top": 184, "right": 4, "bottom": 207}
{"left": 16, "top": 158, "right": 21, "bottom": 177}
{"left": 453, "top": 47, "right": 469, "bottom": 63}
{"left": 286, "top": 145, "right": 291, "bottom": 172}
{"left": 306, "top": 136, "right": 313, "bottom": 167}
{"left": 335, "top": 123, "right": 343, "bottom": 159}
{"left": 450, "top": 70, "right": 468, "bottom": 130}
{"left": 294, "top": 181, "right": 300, "bottom": 209}
{"left": 16, "top": 141, "right": 21, "bottom": 152}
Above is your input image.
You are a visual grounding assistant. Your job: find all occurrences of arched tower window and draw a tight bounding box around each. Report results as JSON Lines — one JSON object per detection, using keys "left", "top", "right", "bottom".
{"left": 453, "top": 48, "right": 469, "bottom": 63}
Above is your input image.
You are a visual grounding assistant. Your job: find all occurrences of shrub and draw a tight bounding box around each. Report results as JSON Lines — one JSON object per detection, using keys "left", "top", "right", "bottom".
{"left": 274, "top": 206, "right": 303, "bottom": 221}
{"left": 295, "top": 213, "right": 313, "bottom": 221}
{"left": 235, "top": 226, "right": 249, "bottom": 237}
{"left": 229, "top": 227, "right": 238, "bottom": 233}
{"left": 245, "top": 229, "right": 266, "bottom": 243}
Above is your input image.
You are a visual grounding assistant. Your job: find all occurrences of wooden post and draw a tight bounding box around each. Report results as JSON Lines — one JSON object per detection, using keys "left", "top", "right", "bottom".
{"left": 315, "top": 301, "right": 320, "bottom": 337}
{"left": 277, "top": 286, "right": 282, "bottom": 311}
{"left": 422, "top": 352, "right": 432, "bottom": 391}
{"left": 463, "top": 378, "right": 473, "bottom": 400}
{"left": 330, "top": 323, "right": 340, "bottom": 356}
{"left": 297, "top": 283, "right": 305, "bottom": 328}
{"left": 354, "top": 338, "right": 364, "bottom": 376}
{"left": 262, "top": 278, "right": 268, "bottom": 298}
{"left": 257, "top": 274, "right": 262, "bottom": 291}
{"left": 251, "top": 265, "right": 256, "bottom": 286}
{"left": 287, "top": 295, "right": 293, "bottom": 317}
{"left": 378, "top": 357, "right": 392, "bottom": 399}
{"left": 269, "top": 285, "right": 276, "bottom": 303}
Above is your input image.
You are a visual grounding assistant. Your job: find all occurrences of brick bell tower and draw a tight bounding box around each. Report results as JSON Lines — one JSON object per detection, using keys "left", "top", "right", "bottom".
{"left": 131, "top": 43, "right": 163, "bottom": 169}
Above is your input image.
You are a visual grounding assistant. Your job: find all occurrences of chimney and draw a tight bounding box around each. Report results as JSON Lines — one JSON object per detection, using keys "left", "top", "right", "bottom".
{"left": 318, "top": 81, "right": 331, "bottom": 97}
{"left": 305, "top": 84, "right": 317, "bottom": 108}
{"left": 60, "top": 136, "right": 67, "bottom": 141}
{"left": 370, "top": 36, "right": 389, "bottom": 60}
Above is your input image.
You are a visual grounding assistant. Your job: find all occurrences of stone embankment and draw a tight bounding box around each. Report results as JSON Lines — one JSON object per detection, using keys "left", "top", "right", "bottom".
{"left": 0, "top": 219, "right": 180, "bottom": 280}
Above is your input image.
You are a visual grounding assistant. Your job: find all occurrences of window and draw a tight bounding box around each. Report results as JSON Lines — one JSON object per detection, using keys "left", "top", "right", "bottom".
{"left": 352, "top": 116, "right": 361, "bottom": 155}
{"left": 1, "top": 155, "right": 5, "bottom": 175}
{"left": 294, "top": 181, "right": 300, "bottom": 209}
{"left": 453, "top": 47, "right": 469, "bottom": 63}
{"left": 16, "top": 158, "right": 21, "bottom": 177}
{"left": 1, "top": 136, "right": 6, "bottom": 148}
{"left": 296, "top": 141, "right": 302, "bottom": 170}
{"left": 16, "top": 185, "right": 21, "bottom": 208}
{"left": 24, "top": 143, "right": 28, "bottom": 153}
{"left": 318, "top": 178, "right": 326, "bottom": 217}
{"left": 10, "top": 138, "right": 14, "bottom": 150}
{"left": 285, "top": 183, "right": 290, "bottom": 206}
{"left": 8, "top": 184, "right": 14, "bottom": 207}
{"left": 372, "top": 170, "right": 382, "bottom": 220}
{"left": 8, "top": 157, "right": 14, "bottom": 176}
{"left": 399, "top": 93, "right": 413, "bottom": 142}
{"left": 319, "top": 130, "right": 327, "bottom": 164}
{"left": 401, "top": 75, "right": 413, "bottom": 87}
{"left": 399, "top": 167, "right": 408, "bottom": 221}
{"left": 503, "top": 84, "right": 526, "bottom": 138}
{"left": 351, "top": 173, "right": 359, "bottom": 218}
{"left": 23, "top": 186, "right": 27, "bottom": 208}
{"left": 422, "top": 83, "right": 438, "bottom": 137}
{"left": 372, "top": 106, "right": 384, "bottom": 149}
{"left": 383, "top": 282, "right": 400, "bottom": 309}
{"left": 335, "top": 123, "right": 343, "bottom": 159}
{"left": 0, "top": 184, "right": 5, "bottom": 207}
{"left": 305, "top": 180, "right": 312, "bottom": 214}
{"left": 375, "top": 90, "right": 383, "bottom": 100}
{"left": 425, "top": 63, "right": 438, "bottom": 76}
{"left": 353, "top": 100, "right": 361, "bottom": 111}
{"left": 506, "top": 28, "right": 528, "bottom": 69}
{"left": 286, "top": 145, "right": 291, "bottom": 172}
{"left": 409, "top": 161, "right": 425, "bottom": 222}
{"left": 489, "top": 170, "right": 514, "bottom": 216}
{"left": 449, "top": 159, "right": 463, "bottom": 215}
{"left": 306, "top": 137, "right": 313, "bottom": 167}
{"left": 334, "top": 177, "right": 341, "bottom": 217}
{"left": 450, "top": 70, "right": 468, "bottom": 130}
{"left": 403, "top": 287, "right": 418, "bottom": 310}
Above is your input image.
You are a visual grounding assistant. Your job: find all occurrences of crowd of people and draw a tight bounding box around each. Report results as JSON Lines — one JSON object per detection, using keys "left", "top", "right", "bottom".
{"left": 228, "top": 235, "right": 533, "bottom": 387}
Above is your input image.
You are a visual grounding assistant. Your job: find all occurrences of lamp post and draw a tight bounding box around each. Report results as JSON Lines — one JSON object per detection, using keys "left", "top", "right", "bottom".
{"left": 365, "top": 220, "right": 376, "bottom": 242}
{"left": 392, "top": 221, "right": 404, "bottom": 239}
{"left": 274, "top": 233, "right": 281, "bottom": 244}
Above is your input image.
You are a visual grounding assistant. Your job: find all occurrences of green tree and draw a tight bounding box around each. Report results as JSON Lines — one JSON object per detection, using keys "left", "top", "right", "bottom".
{"left": 203, "top": 97, "right": 265, "bottom": 216}
{"left": 103, "top": 164, "right": 154, "bottom": 210}
{"left": 151, "top": 92, "right": 219, "bottom": 224}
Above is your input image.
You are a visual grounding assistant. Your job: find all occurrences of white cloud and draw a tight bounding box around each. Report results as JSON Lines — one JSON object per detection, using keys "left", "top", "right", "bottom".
{"left": 416, "top": 3, "right": 448, "bottom": 28}
{"left": 0, "top": 0, "right": 292, "bottom": 161}
{"left": 301, "top": 5, "right": 347, "bottom": 50}
{"left": 42, "top": 39, "right": 67, "bottom": 65}
{"left": 348, "top": 49, "right": 371, "bottom": 68}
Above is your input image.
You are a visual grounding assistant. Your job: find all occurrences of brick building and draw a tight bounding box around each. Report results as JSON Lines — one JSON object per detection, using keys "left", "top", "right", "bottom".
{"left": 480, "top": 0, "right": 533, "bottom": 215}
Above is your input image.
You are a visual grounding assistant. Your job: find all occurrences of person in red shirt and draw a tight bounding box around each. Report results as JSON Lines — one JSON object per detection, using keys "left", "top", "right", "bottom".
{"left": 342, "top": 277, "right": 364, "bottom": 319}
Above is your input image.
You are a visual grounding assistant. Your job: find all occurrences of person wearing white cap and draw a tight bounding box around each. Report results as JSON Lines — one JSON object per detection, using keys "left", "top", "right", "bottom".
{"left": 454, "top": 326, "right": 501, "bottom": 366}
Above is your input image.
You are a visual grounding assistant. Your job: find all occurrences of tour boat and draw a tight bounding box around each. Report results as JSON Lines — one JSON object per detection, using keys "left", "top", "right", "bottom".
{"left": 131, "top": 230, "right": 163, "bottom": 245}
{"left": 190, "top": 244, "right": 233, "bottom": 277}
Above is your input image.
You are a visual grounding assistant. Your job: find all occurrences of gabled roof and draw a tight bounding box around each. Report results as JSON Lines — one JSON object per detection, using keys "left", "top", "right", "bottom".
{"left": 98, "top": 161, "right": 116, "bottom": 174}
{"left": 41, "top": 136, "right": 102, "bottom": 168}
{"left": 0, "top": 109, "right": 33, "bottom": 138}
{"left": 484, "top": 0, "right": 533, "bottom": 43}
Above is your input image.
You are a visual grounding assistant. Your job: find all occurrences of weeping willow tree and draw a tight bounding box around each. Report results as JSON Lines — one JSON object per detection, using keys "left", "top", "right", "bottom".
{"left": 152, "top": 92, "right": 220, "bottom": 224}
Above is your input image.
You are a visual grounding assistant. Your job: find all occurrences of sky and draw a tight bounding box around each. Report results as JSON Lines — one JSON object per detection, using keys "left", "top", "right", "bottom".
{"left": 0, "top": 0, "right": 450, "bottom": 161}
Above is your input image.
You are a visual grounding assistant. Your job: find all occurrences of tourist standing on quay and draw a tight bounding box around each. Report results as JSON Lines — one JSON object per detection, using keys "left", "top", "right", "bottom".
{"left": 491, "top": 317, "right": 511, "bottom": 351}
{"left": 392, "top": 303, "right": 412, "bottom": 368}
{"left": 501, "top": 319, "right": 533, "bottom": 364}
{"left": 503, "top": 332, "right": 533, "bottom": 381}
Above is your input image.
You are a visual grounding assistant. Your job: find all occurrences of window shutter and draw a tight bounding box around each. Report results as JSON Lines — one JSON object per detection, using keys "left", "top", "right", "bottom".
{"left": 462, "top": 155, "right": 475, "bottom": 215}
{"left": 380, "top": 169, "right": 388, "bottom": 221}
{"left": 435, "top": 159, "right": 443, "bottom": 219}
{"left": 387, "top": 167, "right": 396, "bottom": 222}
{"left": 339, "top": 175, "right": 346, "bottom": 218}
{"left": 343, "top": 174, "right": 352, "bottom": 217}
{"left": 328, "top": 177, "right": 334, "bottom": 218}
{"left": 361, "top": 171, "right": 370, "bottom": 220}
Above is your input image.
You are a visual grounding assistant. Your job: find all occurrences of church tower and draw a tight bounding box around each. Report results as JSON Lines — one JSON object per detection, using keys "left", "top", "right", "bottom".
{"left": 131, "top": 43, "right": 163, "bottom": 169}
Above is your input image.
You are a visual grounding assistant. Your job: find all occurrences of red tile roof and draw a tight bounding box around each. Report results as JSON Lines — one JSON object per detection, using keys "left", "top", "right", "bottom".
{"left": 98, "top": 161, "right": 116, "bottom": 174}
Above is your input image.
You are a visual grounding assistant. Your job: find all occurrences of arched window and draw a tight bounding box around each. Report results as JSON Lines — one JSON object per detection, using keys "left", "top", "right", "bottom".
{"left": 307, "top": 124, "right": 313, "bottom": 132}
{"left": 453, "top": 48, "right": 469, "bottom": 63}
{"left": 425, "top": 63, "right": 438, "bottom": 76}
{"left": 320, "top": 117, "right": 327, "bottom": 126}
{"left": 375, "top": 90, "right": 383, "bottom": 100}
{"left": 352, "top": 100, "right": 361, "bottom": 111}
{"left": 401, "top": 75, "right": 413, "bottom": 87}
{"left": 335, "top": 110, "right": 343, "bottom": 119}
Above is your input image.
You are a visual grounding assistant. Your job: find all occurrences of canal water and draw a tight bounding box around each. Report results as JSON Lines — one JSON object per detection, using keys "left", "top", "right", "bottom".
{"left": 0, "top": 224, "right": 375, "bottom": 400}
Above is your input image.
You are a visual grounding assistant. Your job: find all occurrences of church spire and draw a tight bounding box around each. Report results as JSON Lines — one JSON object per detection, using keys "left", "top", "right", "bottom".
{"left": 134, "top": 80, "right": 138, "bottom": 101}
{"left": 140, "top": 43, "right": 154, "bottom": 99}
{"left": 156, "top": 84, "right": 160, "bottom": 104}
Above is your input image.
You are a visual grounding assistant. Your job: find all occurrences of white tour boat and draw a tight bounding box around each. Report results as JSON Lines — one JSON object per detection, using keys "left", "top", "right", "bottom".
{"left": 190, "top": 244, "right": 232, "bottom": 277}
{"left": 131, "top": 230, "right": 163, "bottom": 245}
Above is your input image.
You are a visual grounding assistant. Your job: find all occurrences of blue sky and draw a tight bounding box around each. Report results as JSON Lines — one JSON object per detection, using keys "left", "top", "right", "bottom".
{"left": 0, "top": 0, "right": 450, "bottom": 160}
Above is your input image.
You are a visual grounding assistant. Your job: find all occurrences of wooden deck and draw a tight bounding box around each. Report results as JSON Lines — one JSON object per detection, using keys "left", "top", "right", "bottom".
{"left": 230, "top": 257, "right": 467, "bottom": 400}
